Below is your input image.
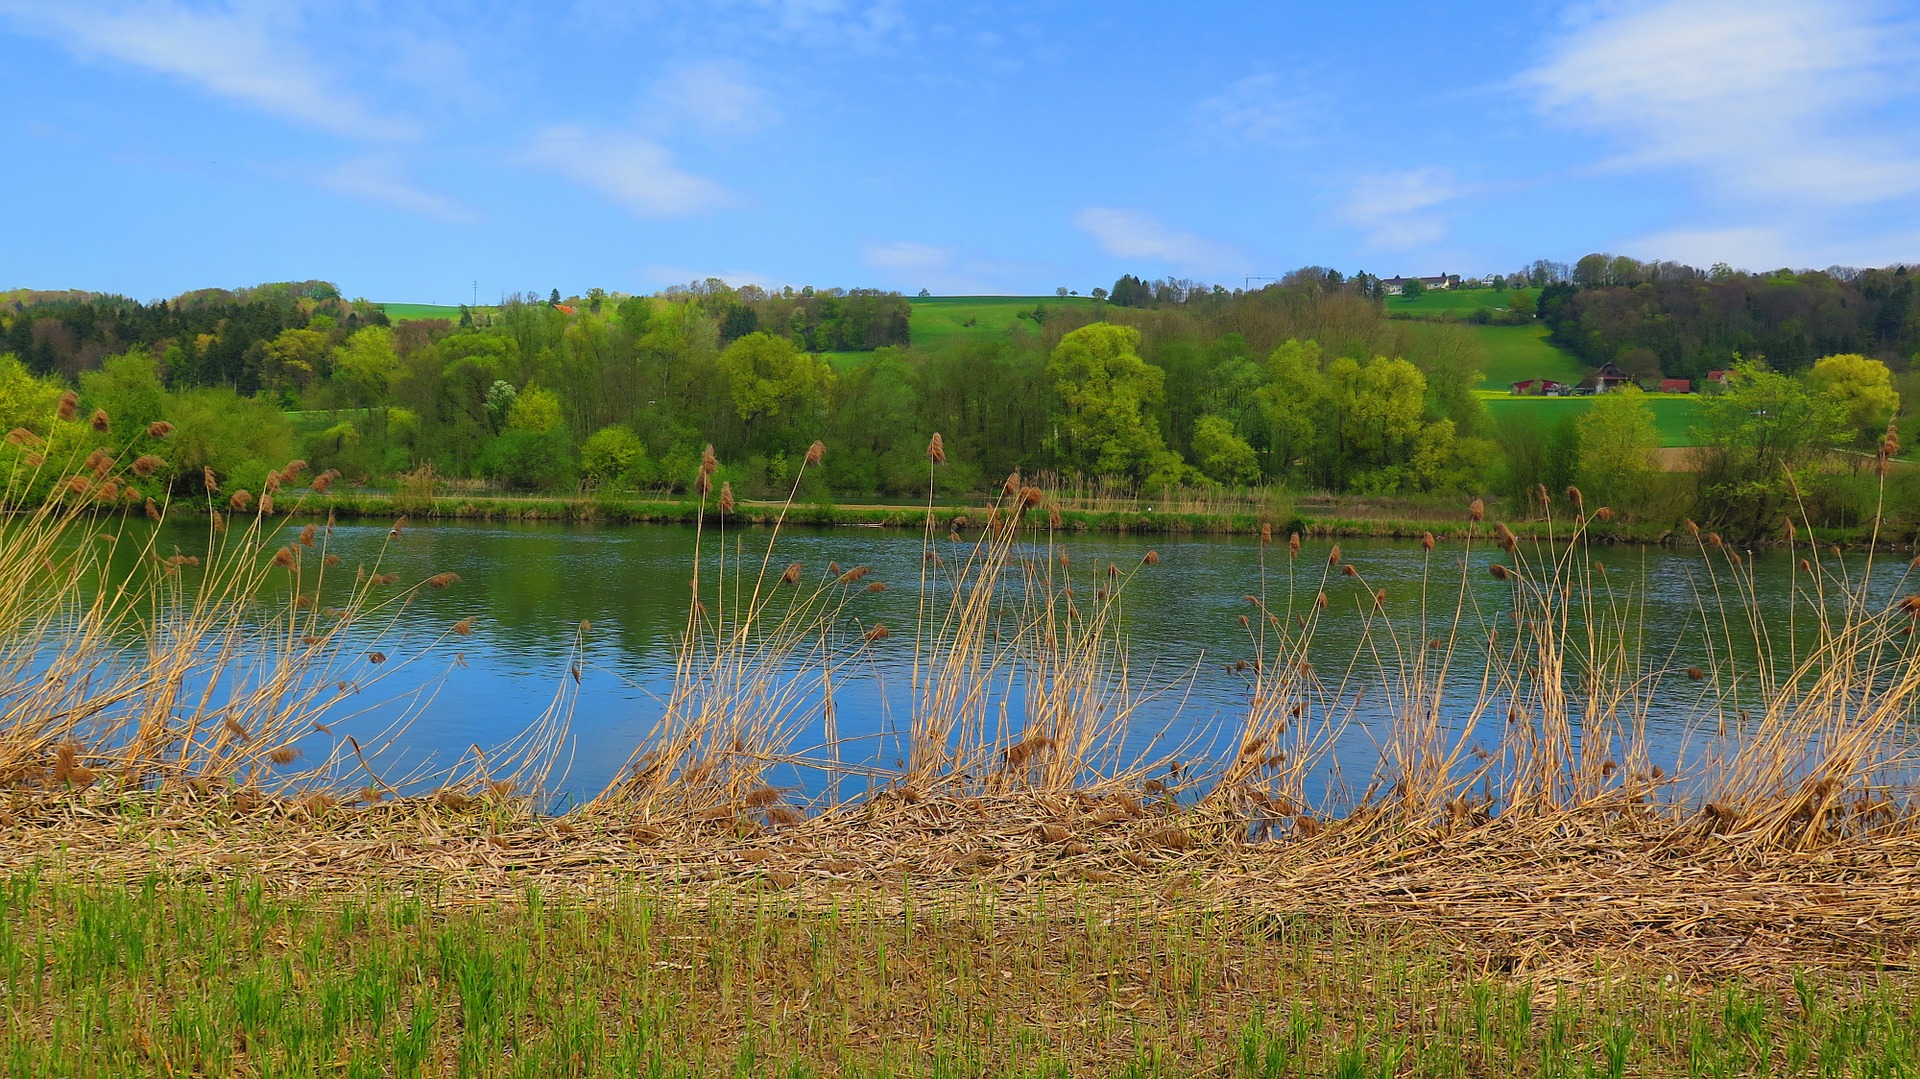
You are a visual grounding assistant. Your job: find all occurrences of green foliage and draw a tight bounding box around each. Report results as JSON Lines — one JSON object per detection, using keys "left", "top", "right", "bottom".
{"left": 1575, "top": 385, "right": 1661, "bottom": 515}
{"left": 79, "top": 349, "right": 166, "bottom": 434}
{"left": 718, "top": 333, "right": 834, "bottom": 438}
{"left": 1190, "top": 415, "right": 1261, "bottom": 485}
{"left": 1807, "top": 353, "right": 1899, "bottom": 449}
{"left": 506, "top": 386, "right": 564, "bottom": 435}
{"left": 0, "top": 353, "right": 60, "bottom": 432}
{"left": 1693, "top": 361, "right": 1847, "bottom": 537}
{"left": 1048, "top": 324, "right": 1187, "bottom": 485}
{"left": 331, "top": 326, "right": 399, "bottom": 410}
{"left": 580, "top": 424, "right": 649, "bottom": 489}
{"left": 166, "top": 387, "right": 296, "bottom": 493}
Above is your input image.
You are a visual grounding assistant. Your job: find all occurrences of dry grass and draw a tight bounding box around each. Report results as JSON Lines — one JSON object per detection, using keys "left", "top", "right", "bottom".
{"left": 7, "top": 410, "right": 1920, "bottom": 995}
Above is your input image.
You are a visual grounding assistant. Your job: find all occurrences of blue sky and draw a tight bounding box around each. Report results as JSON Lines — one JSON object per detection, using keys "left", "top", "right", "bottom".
{"left": 4, "top": 0, "right": 1918, "bottom": 303}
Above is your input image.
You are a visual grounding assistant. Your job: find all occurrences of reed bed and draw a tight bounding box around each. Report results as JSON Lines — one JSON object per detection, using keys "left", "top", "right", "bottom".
{"left": 7, "top": 412, "right": 1920, "bottom": 990}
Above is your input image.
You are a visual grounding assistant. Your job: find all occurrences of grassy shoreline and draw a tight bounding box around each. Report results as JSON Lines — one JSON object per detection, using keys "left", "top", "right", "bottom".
{"left": 276, "top": 490, "right": 1901, "bottom": 548}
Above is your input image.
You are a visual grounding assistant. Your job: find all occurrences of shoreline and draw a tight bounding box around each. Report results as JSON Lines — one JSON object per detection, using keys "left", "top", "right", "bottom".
{"left": 275, "top": 491, "right": 1898, "bottom": 547}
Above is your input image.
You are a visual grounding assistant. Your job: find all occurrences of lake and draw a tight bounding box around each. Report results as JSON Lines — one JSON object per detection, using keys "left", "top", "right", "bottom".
{"left": 115, "top": 515, "right": 1874, "bottom": 811}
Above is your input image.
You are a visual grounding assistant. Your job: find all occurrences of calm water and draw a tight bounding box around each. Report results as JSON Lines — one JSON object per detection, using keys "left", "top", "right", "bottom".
{"left": 124, "top": 518, "right": 1889, "bottom": 807}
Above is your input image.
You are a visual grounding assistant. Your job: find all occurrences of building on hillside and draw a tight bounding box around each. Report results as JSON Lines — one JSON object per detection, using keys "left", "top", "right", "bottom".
{"left": 1509, "top": 378, "right": 1568, "bottom": 397}
{"left": 1380, "top": 273, "right": 1460, "bottom": 296}
{"left": 551, "top": 302, "right": 577, "bottom": 315}
{"left": 1658, "top": 378, "right": 1692, "bottom": 394}
{"left": 1574, "top": 362, "right": 1635, "bottom": 395}
{"left": 1704, "top": 369, "right": 1736, "bottom": 393}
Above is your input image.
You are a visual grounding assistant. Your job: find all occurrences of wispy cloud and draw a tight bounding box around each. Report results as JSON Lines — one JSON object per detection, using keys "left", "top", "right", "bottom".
{"left": 523, "top": 126, "right": 732, "bottom": 218}
{"left": 1072, "top": 208, "right": 1246, "bottom": 274}
{"left": 857, "top": 241, "right": 1047, "bottom": 293}
{"left": 312, "top": 157, "right": 476, "bottom": 224}
{"left": 1521, "top": 0, "right": 1920, "bottom": 205}
{"left": 1621, "top": 222, "right": 1920, "bottom": 274}
{"left": 649, "top": 62, "right": 776, "bottom": 137}
{"left": 1335, "top": 168, "right": 1470, "bottom": 250}
{"left": 1194, "top": 73, "right": 1313, "bottom": 143}
{"left": 0, "top": 1, "right": 412, "bottom": 139}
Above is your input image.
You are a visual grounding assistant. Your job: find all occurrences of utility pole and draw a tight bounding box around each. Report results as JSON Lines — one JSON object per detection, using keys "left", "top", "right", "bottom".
{"left": 472, "top": 280, "right": 479, "bottom": 306}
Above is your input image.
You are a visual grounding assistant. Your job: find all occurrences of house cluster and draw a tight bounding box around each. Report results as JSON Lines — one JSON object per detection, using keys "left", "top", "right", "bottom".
{"left": 1380, "top": 273, "right": 1461, "bottom": 296}
{"left": 1508, "top": 367, "right": 1736, "bottom": 397}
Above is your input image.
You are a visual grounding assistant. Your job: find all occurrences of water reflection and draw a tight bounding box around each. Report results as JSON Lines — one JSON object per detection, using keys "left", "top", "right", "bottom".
{"left": 122, "top": 518, "right": 1904, "bottom": 808}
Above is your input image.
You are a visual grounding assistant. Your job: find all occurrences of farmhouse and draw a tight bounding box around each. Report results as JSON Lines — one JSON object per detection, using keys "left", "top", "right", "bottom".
{"left": 1380, "top": 273, "right": 1460, "bottom": 296}
{"left": 1658, "top": 378, "right": 1692, "bottom": 394}
{"left": 1574, "top": 362, "right": 1634, "bottom": 395}
{"left": 1509, "top": 378, "right": 1567, "bottom": 397}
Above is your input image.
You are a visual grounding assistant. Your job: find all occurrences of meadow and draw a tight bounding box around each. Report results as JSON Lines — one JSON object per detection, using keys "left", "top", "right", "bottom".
{"left": 1382, "top": 286, "right": 1522, "bottom": 318}
{"left": 1480, "top": 392, "right": 1704, "bottom": 447}
{"left": 378, "top": 302, "right": 492, "bottom": 322}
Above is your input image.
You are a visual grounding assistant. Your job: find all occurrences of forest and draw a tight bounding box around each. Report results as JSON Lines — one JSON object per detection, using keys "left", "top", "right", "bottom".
{"left": 2, "top": 262, "right": 1916, "bottom": 540}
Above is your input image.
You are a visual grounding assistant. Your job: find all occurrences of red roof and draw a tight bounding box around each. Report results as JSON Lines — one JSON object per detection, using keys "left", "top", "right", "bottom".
{"left": 1660, "top": 378, "right": 1691, "bottom": 393}
{"left": 552, "top": 303, "right": 577, "bottom": 315}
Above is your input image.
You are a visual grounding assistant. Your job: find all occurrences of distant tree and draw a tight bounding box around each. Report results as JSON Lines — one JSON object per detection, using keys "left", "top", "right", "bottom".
{"left": 1190, "top": 414, "right": 1261, "bottom": 485}
{"left": 1400, "top": 279, "right": 1426, "bottom": 300}
{"left": 330, "top": 326, "right": 399, "bottom": 413}
{"left": 586, "top": 287, "right": 607, "bottom": 314}
{"left": 1108, "top": 275, "right": 1153, "bottom": 308}
{"left": 1505, "top": 289, "right": 1536, "bottom": 320}
{"left": 1576, "top": 384, "right": 1660, "bottom": 514}
{"left": 1047, "top": 323, "right": 1185, "bottom": 484}
{"left": 1807, "top": 353, "right": 1900, "bottom": 449}
{"left": 1056, "top": 286, "right": 1069, "bottom": 297}
{"left": 548, "top": 289, "right": 562, "bottom": 305}
{"left": 917, "top": 288, "right": 930, "bottom": 297}
{"left": 580, "top": 424, "right": 648, "bottom": 488}
{"left": 457, "top": 303, "right": 474, "bottom": 329}
{"left": 1694, "top": 361, "right": 1846, "bottom": 536}
{"left": 1091, "top": 287, "right": 1108, "bottom": 302}
{"left": 1615, "top": 346, "right": 1663, "bottom": 382}
{"left": 717, "top": 332, "right": 834, "bottom": 442}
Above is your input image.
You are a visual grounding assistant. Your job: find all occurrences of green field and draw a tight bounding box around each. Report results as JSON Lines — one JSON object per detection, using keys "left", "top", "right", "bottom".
{"left": 1481, "top": 393, "right": 1703, "bottom": 447}
{"left": 1470, "top": 324, "right": 1589, "bottom": 387}
{"left": 1384, "top": 286, "right": 1524, "bottom": 318}
{"left": 378, "top": 302, "right": 492, "bottom": 322}
{"left": 907, "top": 295, "right": 1097, "bottom": 349}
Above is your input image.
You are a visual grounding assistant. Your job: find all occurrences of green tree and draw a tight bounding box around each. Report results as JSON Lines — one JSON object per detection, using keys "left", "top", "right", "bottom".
{"left": 1694, "top": 361, "right": 1846, "bottom": 537}
{"left": 79, "top": 349, "right": 167, "bottom": 435}
{"left": 331, "top": 326, "right": 399, "bottom": 412}
{"left": 1576, "top": 384, "right": 1661, "bottom": 514}
{"left": 506, "top": 385, "right": 565, "bottom": 434}
{"left": 1190, "top": 414, "right": 1261, "bottom": 485}
{"left": 1257, "top": 339, "right": 1325, "bottom": 481}
{"left": 165, "top": 387, "right": 295, "bottom": 494}
{"left": 1807, "top": 353, "right": 1899, "bottom": 449}
{"left": 0, "top": 352, "right": 61, "bottom": 432}
{"left": 580, "top": 424, "right": 648, "bottom": 489}
{"left": 1047, "top": 324, "right": 1186, "bottom": 484}
{"left": 258, "top": 328, "right": 331, "bottom": 395}
{"left": 1399, "top": 279, "right": 1425, "bottom": 300}
{"left": 717, "top": 332, "right": 834, "bottom": 442}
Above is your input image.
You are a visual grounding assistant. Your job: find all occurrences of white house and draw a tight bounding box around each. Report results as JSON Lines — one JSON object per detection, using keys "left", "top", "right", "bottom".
{"left": 1380, "top": 274, "right": 1460, "bottom": 296}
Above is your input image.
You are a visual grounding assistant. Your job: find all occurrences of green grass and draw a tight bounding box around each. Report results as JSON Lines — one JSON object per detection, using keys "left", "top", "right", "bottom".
{"left": 6, "top": 870, "right": 1916, "bottom": 1077}
{"left": 907, "top": 295, "right": 1097, "bottom": 351}
{"left": 378, "top": 302, "right": 494, "bottom": 323}
{"left": 1384, "top": 287, "right": 1522, "bottom": 317}
{"left": 1482, "top": 393, "right": 1704, "bottom": 447}
{"left": 1470, "top": 324, "right": 1590, "bottom": 387}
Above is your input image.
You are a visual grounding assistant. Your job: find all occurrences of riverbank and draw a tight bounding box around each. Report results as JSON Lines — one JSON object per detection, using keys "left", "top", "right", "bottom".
{"left": 6, "top": 791, "right": 1920, "bottom": 1076}
{"left": 277, "top": 490, "right": 1902, "bottom": 548}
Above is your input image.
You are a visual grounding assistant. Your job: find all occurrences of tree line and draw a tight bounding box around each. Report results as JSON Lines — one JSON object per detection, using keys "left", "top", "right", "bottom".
{"left": 2, "top": 267, "right": 1916, "bottom": 540}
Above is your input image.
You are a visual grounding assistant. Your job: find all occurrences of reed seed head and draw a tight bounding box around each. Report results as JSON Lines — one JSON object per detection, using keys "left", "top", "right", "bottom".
{"left": 57, "top": 391, "right": 78, "bottom": 421}
{"left": 323, "top": 553, "right": 340, "bottom": 566}
{"left": 1566, "top": 485, "right": 1584, "bottom": 507}
{"left": 147, "top": 420, "right": 173, "bottom": 439}
{"left": 426, "top": 572, "right": 461, "bottom": 588}
{"left": 1595, "top": 506, "right": 1615, "bottom": 522}
{"left": 64, "top": 474, "right": 92, "bottom": 497}
{"left": 718, "top": 481, "right": 735, "bottom": 514}
{"left": 1468, "top": 498, "right": 1484, "bottom": 522}
{"left": 229, "top": 489, "right": 252, "bottom": 511}
{"left": 145, "top": 498, "right": 160, "bottom": 521}
{"left": 312, "top": 470, "right": 337, "bottom": 493}
{"left": 453, "top": 617, "right": 474, "bottom": 635}
{"left": 366, "top": 651, "right": 387, "bottom": 664}
{"left": 1002, "top": 471, "right": 1021, "bottom": 498}
{"left": 284, "top": 459, "right": 308, "bottom": 477}
{"left": 781, "top": 562, "right": 802, "bottom": 585}
{"left": 1328, "top": 544, "right": 1341, "bottom": 566}
{"left": 84, "top": 447, "right": 112, "bottom": 477}
{"left": 1142, "top": 549, "right": 1159, "bottom": 565}
{"left": 866, "top": 580, "right": 887, "bottom": 592}
{"left": 1341, "top": 564, "right": 1357, "bottom": 577}
{"left": 4, "top": 427, "right": 40, "bottom": 447}
{"left": 928, "top": 432, "right": 946, "bottom": 464}
{"left": 1421, "top": 531, "right": 1435, "bottom": 551}
{"left": 1289, "top": 532, "right": 1301, "bottom": 557}
{"left": 864, "top": 623, "right": 889, "bottom": 641}
{"left": 1489, "top": 564, "right": 1510, "bottom": 581}
{"left": 268, "top": 746, "right": 300, "bottom": 766}
{"left": 1686, "top": 667, "right": 1705, "bottom": 680}
{"left": 23, "top": 451, "right": 42, "bottom": 467}
{"left": 272, "top": 546, "right": 297, "bottom": 569}
{"left": 259, "top": 494, "right": 274, "bottom": 515}
{"left": 132, "top": 454, "right": 164, "bottom": 477}
{"left": 804, "top": 439, "right": 826, "bottom": 466}
{"left": 298, "top": 523, "right": 316, "bottom": 547}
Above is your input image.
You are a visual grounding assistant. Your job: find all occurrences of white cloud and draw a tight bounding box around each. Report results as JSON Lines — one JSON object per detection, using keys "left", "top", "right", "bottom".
{"left": 861, "top": 241, "right": 954, "bottom": 271}
{"left": 649, "top": 62, "right": 775, "bottom": 137}
{"left": 1621, "top": 223, "right": 1920, "bottom": 273}
{"left": 313, "top": 158, "right": 476, "bottom": 223}
{"left": 0, "top": 1, "right": 412, "bottom": 139}
{"left": 1195, "top": 74, "right": 1309, "bottom": 142}
{"left": 750, "top": 0, "right": 908, "bottom": 50}
{"left": 1072, "top": 208, "right": 1246, "bottom": 274}
{"left": 523, "top": 126, "right": 732, "bottom": 218}
{"left": 1335, "top": 168, "right": 1470, "bottom": 250}
{"left": 1521, "top": 0, "right": 1920, "bottom": 205}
